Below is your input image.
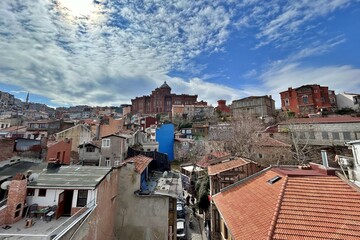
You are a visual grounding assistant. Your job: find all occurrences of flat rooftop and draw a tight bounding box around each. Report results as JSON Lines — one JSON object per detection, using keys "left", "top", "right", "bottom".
{"left": 144, "top": 171, "right": 182, "bottom": 199}
{"left": 28, "top": 166, "right": 112, "bottom": 189}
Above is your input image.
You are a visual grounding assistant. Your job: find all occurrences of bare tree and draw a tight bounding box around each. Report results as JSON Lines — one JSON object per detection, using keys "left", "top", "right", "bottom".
{"left": 209, "top": 113, "right": 264, "bottom": 160}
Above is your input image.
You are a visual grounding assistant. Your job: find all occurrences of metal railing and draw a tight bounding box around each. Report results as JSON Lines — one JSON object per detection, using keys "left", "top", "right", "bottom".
{"left": 0, "top": 198, "right": 7, "bottom": 208}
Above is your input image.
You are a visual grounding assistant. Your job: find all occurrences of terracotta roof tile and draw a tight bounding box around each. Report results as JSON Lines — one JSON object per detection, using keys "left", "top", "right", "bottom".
{"left": 214, "top": 169, "right": 360, "bottom": 240}
{"left": 208, "top": 158, "right": 249, "bottom": 175}
{"left": 213, "top": 170, "right": 284, "bottom": 240}
{"left": 123, "top": 155, "right": 152, "bottom": 174}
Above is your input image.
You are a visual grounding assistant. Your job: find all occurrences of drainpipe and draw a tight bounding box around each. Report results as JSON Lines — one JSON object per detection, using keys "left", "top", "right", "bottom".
{"left": 321, "top": 150, "right": 329, "bottom": 168}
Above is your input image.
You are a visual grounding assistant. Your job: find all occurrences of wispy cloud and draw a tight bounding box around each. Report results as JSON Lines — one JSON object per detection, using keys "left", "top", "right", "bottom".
{"left": 260, "top": 63, "right": 360, "bottom": 107}
{"left": 0, "top": 0, "right": 235, "bottom": 106}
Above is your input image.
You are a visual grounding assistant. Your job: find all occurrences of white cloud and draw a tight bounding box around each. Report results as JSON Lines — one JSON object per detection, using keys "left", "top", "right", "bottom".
{"left": 0, "top": 0, "right": 234, "bottom": 106}
{"left": 260, "top": 63, "right": 360, "bottom": 107}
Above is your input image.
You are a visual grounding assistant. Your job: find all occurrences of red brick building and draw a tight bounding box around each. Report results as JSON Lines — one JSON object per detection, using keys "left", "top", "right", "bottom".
{"left": 215, "top": 100, "right": 231, "bottom": 114}
{"left": 131, "top": 82, "right": 198, "bottom": 114}
{"left": 280, "top": 85, "right": 337, "bottom": 116}
{"left": 46, "top": 139, "right": 72, "bottom": 164}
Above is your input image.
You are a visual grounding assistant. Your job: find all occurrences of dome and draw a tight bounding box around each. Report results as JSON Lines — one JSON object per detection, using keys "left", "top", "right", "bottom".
{"left": 160, "top": 81, "right": 171, "bottom": 89}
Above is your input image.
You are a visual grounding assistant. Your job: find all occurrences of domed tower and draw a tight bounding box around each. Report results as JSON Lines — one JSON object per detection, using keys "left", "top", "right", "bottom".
{"left": 159, "top": 81, "right": 171, "bottom": 95}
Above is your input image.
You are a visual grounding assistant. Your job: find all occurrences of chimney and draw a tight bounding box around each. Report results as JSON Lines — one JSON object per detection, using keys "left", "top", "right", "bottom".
{"left": 321, "top": 150, "right": 329, "bottom": 168}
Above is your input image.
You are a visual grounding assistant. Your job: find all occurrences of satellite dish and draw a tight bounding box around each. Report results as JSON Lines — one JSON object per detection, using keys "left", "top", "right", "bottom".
{"left": 28, "top": 173, "right": 39, "bottom": 183}
{"left": 1, "top": 181, "right": 11, "bottom": 190}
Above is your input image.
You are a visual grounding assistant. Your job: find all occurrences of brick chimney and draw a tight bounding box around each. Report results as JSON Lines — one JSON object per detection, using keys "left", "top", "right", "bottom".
{"left": 4, "top": 174, "right": 27, "bottom": 224}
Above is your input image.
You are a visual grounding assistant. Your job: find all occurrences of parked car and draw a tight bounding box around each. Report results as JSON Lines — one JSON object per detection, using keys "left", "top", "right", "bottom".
{"left": 177, "top": 218, "right": 186, "bottom": 240}
{"left": 177, "top": 201, "right": 185, "bottom": 219}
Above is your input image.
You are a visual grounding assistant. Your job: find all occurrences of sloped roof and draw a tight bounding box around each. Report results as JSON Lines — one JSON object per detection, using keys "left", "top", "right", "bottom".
{"left": 196, "top": 152, "right": 231, "bottom": 168}
{"left": 160, "top": 81, "right": 171, "bottom": 89}
{"left": 213, "top": 167, "right": 360, "bottom": 240}
{"left": 256, "top": 137, "right": 290, "bottom": 147}
{"left": 213, "top": 169, "right": 284, "bottom": 240}
{"left": 271, "top": 176, "right": 360, "bottom": 239}
{"left": 208, "top": 158, "right": 249, "bottom": 176}
{"left": 281, "top": 116, "right": 360, "bottom": 124}
{"left": 123, "top": 155, "right": 153, "bottom": 174}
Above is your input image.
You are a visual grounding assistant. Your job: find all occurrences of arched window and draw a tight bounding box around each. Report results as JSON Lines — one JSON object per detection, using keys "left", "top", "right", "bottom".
{"left": 302, "top": 95, "right": 309, "bottom": 104}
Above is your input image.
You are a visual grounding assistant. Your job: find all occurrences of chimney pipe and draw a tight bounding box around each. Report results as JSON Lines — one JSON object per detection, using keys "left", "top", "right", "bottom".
{"left": 321, "top": 150, "right": 329, "bottom": 168}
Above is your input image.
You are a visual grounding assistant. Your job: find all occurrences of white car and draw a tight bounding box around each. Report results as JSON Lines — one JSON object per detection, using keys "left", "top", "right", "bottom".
{"left": 177, "top": 218, "right": 186, "bottom": 240}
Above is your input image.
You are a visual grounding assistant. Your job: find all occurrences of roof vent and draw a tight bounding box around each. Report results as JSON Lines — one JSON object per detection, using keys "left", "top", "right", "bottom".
{"left": 267, "top": 175, "right": 282, "bottom": 185}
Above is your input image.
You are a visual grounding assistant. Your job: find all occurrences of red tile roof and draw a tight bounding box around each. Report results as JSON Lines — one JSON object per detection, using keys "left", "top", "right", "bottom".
{"left": 213, "top": 170, "right": 285, "bottom": 240}
{"left": 213, "top": 168, "right": 360, "bottom": 240}
{"left": 256, "top": 137, "right": 290, "bottom": 147}
{"left": 197, "top": 152, "right": 231, "bottom": 168}
{"left": 123, "top": 155, "right": 153, "bottom": 174}
{"left": 281, "top": 116, "right": 360, "bottom": 124}
{"left": 208, "top": 158, "right": 249, "bottom": 176}
{"left": 271, "top": 176, "right": 360, "bottom": 240}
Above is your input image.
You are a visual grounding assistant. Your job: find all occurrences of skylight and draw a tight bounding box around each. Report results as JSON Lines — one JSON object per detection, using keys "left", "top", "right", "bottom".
{"left": 267, "top": 175, "right": 282, "bottom": 185}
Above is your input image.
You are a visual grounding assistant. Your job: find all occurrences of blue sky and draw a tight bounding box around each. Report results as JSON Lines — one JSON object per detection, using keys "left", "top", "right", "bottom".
{"left": 0, "top": 0, "right": 359, "bottom": 108}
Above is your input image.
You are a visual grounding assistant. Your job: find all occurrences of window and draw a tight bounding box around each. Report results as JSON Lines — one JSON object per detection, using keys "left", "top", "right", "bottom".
{"left": 38, "top": 189, "right": 47, "bottom": 197}
{"left": 77, "top": 190, "right": 88, "bottom": 207}
{"left": 330, "top": 97, "right": 336, "bottom": 104}
{"left": 284, "top": 98, "right": 289, "bottom": 106}
{"left": 14, "top": 203, "right": 22, "bottom": 218}
{"left": 322, "top": 132, "right": 329, "bottom": 140}
{"left": 105, "top": 158, "right": 111, "bottom": 167}
{"left": 309, "top": 132, "right": 315, "bottom": 139}
{"left": 114, "top": 160, "right": 120, "bottom": 166}
{"left": 332, "top": 132, "right": 340, "bottom": 140}
{"left": 302, "top": 95, "right": 308, "bottom": 104}
{"left": 102, "top": 139, "right": 110, "bottom": 147}
{"left": 258, "top": 153, "right": 263, "bottom": 158}
{"left": 27, "top": 189, "right": 35, "bottom": 196}
{"left": 86, "top": 146, "right": 95, "bottom": 152}
{"left": 343, "top": 132, "right": 351, "bottom": 140}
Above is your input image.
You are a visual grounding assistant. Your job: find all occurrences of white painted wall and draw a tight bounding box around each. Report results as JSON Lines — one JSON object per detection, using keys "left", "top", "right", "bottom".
{"left": 27, "top": 189, "right": 64, "bottom": 206}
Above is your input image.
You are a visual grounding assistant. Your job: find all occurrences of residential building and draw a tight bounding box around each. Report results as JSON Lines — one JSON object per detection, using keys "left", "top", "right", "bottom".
{"left": 99, "top": 116, "right": 124, "bottom": 138}
{"left": 280, "top": 84, "right": 337, "bottom": 116}
{"left": 212, "top": 163, "right": 360, "bottom": 240}
{"left": 172, "top": 104, "right": 214, "bottom": 121}
{"left": 336, "top": 92, "right": 360, "bottom": 111}
{"left": 215, "top": 100, "right": 230, "bottom": 114}
{"left": 0, "top": 164, "right": 117, "bottom": 240}
{"left": 116, "top": 156, "right": 181, "bottom": 240}
{"left": 0, "top": 126, "right": 26, "bottom": 139}
{"left": 140, "top": 116, "right": 157, "bottom": 132}
{"left": 56, "top": 124, "right": 94, "bottom": 152}
{"left": 192, "top": 123, "right": 209, "bottom": 139}
{"left": 180, "top": 128, "right": 192, "bottom": 139}
{"left": 0, "top": 117, "right": 21, "bottom": 129}
{"left": 277, "top": 116, "right": 360, "bottom": 146}
{"left": 100, "top": 134, "right": 127, "bottom": 167}
{"left": 131, "top": 81, "right": 198, "bottom": 114}
{"left": 174, "top": 138, "right": 194, "bottom": 161}
{"left": 156, "top": 123, "right": 175, "bottom": 160}
{"left": 208, "top": 157, "right": 261, "bottom": 238}
{"left": 254, "top": 135, "right": 292, "bottom": 165}
{"left": 78, "top": 142, "right": 101, "bottom": 166}
{"left": 25, "top": 119, "right": 61, "bottom": 139}
{"left": 0, "top": 91, "right": 15, "bottom": 107}
{"left": 231, "top": 95, "right": 275, "bottom": 118}
{"left": 46, "top": 139, "right": 72, "bottom": 164}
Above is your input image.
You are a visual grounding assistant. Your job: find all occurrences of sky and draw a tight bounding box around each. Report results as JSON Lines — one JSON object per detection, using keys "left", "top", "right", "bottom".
{"left": 0, "top": 0, "right": 359, "bottom": 108}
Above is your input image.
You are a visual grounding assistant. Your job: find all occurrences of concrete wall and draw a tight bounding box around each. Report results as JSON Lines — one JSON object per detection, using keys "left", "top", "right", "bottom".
{"left": 100, "top": 136, "right": 126, "bottom": 166}
{"left": 27, "top": 189, "right": 96, "bottom": 209}
{"left": 115, "top": 164, "right": 171, "bottom": 240}
{"left": 279, "top": 122, "right": 360, "bottom": 146}
{"left": 70, "top": 170, "right": 118, "bottom": 240}
{"left": 336, "top": 93, "right": 360, "bottom": 111}
{"left": 46, "top": 140, "right": 72, "bottom": 164}
{"left": 56, "top": 125, "right": 94, "bottom": 152}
